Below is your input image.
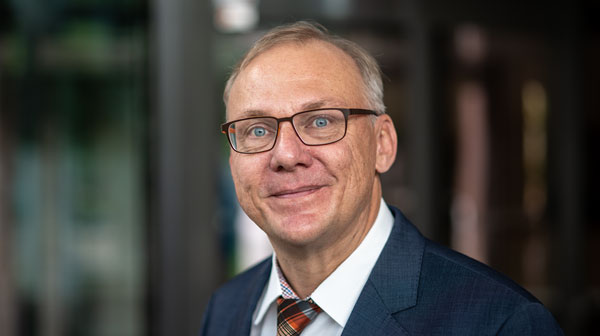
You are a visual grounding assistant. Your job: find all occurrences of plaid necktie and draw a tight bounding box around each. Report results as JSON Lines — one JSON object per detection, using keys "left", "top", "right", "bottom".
{"left": 276, "top": 296, "right": 322, "bottom": 336}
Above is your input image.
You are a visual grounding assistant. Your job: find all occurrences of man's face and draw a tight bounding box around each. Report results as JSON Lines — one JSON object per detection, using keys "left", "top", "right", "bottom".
{"left": 226, "top": 40, "right": 391, "bottom": 251}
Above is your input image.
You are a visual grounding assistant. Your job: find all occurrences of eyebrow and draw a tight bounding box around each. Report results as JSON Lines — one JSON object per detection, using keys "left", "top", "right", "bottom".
{"left": 238, "top": 109, "right": 269, "bottom": 118}
{"left": 300, "top": 98, "right": 342, "bottom": 111}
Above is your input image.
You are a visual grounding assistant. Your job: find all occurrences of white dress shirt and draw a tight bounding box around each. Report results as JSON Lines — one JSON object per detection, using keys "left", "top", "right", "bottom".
{"left": 250, "top": 199, "right": 394, "bottom": 336}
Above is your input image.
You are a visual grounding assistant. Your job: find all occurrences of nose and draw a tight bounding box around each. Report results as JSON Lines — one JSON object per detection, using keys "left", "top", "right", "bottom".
{"left": 269, "top": 121, "right": 313, "bottom": 171}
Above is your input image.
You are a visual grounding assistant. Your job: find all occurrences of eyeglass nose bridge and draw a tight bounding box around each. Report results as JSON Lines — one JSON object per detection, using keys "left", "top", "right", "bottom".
{"left": 273, "top": 116, "right": 303, "bottom": 146}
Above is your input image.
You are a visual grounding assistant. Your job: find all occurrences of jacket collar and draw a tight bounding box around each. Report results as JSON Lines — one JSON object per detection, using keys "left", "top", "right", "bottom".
{"left": 342, "top": 206, "right": 424, "bottom": 335}
{"left": 231, "top": 259, "right": 272, "bottom": 336}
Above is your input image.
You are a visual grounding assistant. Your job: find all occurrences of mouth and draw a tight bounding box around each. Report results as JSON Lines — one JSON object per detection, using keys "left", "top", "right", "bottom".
{"left": 270, "top": 185, "right": 326, "bottom": 199}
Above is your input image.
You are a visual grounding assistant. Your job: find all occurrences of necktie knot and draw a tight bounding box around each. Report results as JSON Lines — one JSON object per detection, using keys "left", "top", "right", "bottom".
{"left": 276, "top": 297, "right": 322, "bottom": 336}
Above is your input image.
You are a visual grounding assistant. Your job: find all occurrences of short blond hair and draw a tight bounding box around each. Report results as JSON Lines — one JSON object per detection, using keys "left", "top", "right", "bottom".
{"left": 223, "top": 21, "right": 386, "bottom": 114}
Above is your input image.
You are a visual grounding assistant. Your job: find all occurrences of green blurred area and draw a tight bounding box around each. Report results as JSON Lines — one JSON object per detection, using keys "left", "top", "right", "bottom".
{"left": 1, "top": 1, "right": 148, "bottom": 335}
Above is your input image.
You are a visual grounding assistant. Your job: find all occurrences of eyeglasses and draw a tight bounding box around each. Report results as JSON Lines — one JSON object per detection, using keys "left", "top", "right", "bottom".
{"left": 221, "top": 108, "right": 378, "bottom": 154}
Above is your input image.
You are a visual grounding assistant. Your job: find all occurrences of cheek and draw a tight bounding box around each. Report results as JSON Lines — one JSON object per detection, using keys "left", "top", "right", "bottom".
{"left": 230, "top": 153, "right": 273, "bottom": 200}
{"left": 345, "top": 135, "right": 377, "bottom": 187}
{"left": 229, "top": 155, "right": 255, "bottom": 196}
{"left": 323, "top": 144, "right": 362, "bottom": 191}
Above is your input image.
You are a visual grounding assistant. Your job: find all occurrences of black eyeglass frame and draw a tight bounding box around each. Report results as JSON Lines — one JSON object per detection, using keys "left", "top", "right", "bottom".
{"left": 220, "top": 108, "right": 379, "bottom": 154}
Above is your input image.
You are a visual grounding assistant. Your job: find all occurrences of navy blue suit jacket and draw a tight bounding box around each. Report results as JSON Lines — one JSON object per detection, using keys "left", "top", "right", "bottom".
{"left": 200, "top": 206, "right": 563, "bottom": 335}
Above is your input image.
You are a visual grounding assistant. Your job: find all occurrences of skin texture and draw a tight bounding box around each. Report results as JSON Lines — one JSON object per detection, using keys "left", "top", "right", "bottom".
{"left": 226, "top": 40, "right": 398, "bottom": 298}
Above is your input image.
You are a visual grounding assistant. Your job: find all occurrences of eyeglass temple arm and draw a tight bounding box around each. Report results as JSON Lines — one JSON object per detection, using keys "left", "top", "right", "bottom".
{"left": 221, "top": 125, "right": 236, "bottom": 134}
{"left": 347, "top": 108, "right": 378, "bottom": 116}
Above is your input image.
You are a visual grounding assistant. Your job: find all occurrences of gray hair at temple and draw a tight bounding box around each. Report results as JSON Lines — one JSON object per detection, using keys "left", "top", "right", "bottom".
{"left": 223, "top": 21, "right": 386, "bottom": 114}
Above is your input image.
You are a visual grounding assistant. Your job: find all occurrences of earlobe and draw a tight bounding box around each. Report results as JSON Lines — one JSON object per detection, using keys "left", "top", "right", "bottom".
{"left": 375, "top": 115, "right": 398, "bottom": 174}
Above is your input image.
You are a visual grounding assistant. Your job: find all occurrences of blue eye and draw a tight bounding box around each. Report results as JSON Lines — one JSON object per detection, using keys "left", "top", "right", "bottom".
{"left": 314, "top": 118, "right": 329, "bottom": 127}
{"left": 252, "top": 127, "right": 266, "bottom": 137}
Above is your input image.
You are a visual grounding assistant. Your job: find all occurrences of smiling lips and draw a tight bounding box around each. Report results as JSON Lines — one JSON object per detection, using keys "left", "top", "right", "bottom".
{"left": 270, "top": 185, "right": 326, "bottom": 198}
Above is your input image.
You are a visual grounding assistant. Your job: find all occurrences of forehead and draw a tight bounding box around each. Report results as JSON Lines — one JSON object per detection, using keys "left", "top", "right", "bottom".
{"left": 227, "top": 40, "right": 366, "bottom": 119}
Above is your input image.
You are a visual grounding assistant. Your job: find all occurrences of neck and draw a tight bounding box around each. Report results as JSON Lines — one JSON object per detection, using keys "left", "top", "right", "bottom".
{"left": 273, "top": 184, "right": 382, "bottom": 299}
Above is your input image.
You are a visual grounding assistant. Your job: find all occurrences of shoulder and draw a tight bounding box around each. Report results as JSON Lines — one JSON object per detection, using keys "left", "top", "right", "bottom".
{"left": 200, "top": 257, "right": 271, "bottom": 336}
{"left": 417, "top": 241, "right": 562, "bottom": 334}
{"left": 422, "top": 239, "right": 538, "bottom": 304}
{"left": 386, "top": 205, "right": 540, "bottom": 306}
{"left": 384, "top": 206, "right": 563, "bottom": 334}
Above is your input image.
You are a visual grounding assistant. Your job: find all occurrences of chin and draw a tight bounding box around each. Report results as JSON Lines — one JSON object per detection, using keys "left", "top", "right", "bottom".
{"left": 269, "top": 213, "right": 329, "bottom": 247}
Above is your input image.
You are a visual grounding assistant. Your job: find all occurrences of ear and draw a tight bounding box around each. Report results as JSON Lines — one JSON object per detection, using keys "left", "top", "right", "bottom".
{"left": 374, "top": 114, "right": 398, "bottom": 174}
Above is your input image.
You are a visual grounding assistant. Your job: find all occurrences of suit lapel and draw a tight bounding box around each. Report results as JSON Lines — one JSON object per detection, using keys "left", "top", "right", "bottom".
{"left": 343, "top": 206, "right": 425, "bottom": 335}
{"left": 229, "top": 259, "right": 272, "bottom": 336}
{"left": 341, "top": 280, "right": 409, "bottom": 335}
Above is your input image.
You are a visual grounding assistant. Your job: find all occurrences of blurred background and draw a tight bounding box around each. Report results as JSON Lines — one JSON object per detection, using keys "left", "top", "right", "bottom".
{"left": 0, "top": 0, "right": 598, "bottom": 335}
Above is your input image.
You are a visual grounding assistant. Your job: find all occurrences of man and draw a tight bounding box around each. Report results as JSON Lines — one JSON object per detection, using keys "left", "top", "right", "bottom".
{"left": 201, "top": 21, "right": 563, "bottom": 335}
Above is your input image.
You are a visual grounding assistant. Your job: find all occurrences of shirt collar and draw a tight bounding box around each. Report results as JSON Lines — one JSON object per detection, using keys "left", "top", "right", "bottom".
{"left": 252, "top": 198, "right": 394, "bottom": 327}
{"left": 253, "top": 254, "right": 283, "bottom": 325}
